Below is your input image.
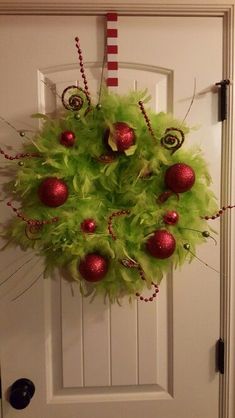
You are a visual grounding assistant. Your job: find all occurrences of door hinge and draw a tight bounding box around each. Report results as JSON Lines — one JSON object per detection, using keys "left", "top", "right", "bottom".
{"left": 216, "top": 338, "right": 225, "bottom": 374}
{"left": 215, "top": 79, "right": 230, "bottom": 122}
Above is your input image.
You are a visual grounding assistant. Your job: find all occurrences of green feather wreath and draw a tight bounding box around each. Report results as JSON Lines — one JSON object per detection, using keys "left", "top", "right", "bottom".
{"left": 1, "top": 87, "right": 218, "bottom": 302}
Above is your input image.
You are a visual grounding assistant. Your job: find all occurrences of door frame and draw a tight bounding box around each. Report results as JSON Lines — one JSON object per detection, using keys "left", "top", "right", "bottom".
{"left": 0, "top": 2, "right": 234, "bottom": 418}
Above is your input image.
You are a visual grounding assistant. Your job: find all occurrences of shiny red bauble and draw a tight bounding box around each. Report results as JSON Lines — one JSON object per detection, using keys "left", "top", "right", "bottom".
{"left": 165, "top": 163, "right": 195, "bottom": 193}
{"left": 146, "top": 229, "right": 176, "bottom": 259}
{"left": 60, "top": 130, "right": 76, "bottom": 147}
{"left": 81, "top": 218, "right": 97, "bottom": 233}
{"left": 79, "top": 253, "right": 108, "bottom": 282}
{"left": 38, "top": 177, "right": 68, "bottom": 207}
{"left": 106, "top": 122, "right": 135, "bottom": 152}
{"left": 163, "top": 210, "right": 179, "bottom": 225}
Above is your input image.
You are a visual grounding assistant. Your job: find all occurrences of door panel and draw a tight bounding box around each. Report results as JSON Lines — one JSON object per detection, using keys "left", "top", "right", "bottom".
{"left": 40, "top": 62, "right": 172, "bottom": 393}
{"left": 0, "top": 14, "right": 222, "bottom": 418}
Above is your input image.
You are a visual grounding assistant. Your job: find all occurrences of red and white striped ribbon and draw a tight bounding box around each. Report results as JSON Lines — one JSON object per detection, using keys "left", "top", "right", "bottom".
{"left": 106, "top": 13, "right": 118, "bottom": 89}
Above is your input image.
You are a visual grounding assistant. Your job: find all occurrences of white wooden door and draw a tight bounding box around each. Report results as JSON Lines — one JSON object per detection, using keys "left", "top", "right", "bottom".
{"left": 0, "top": 11, "right": 226, "bottom": 418}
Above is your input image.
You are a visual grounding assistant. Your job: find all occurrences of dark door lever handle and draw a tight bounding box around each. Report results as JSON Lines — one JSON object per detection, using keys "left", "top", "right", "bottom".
{"left": 215, "top": 79, "right": 230, "bottom": 121}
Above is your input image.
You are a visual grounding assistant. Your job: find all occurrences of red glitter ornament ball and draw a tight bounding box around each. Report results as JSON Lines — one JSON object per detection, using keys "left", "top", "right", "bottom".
{"left": 146, "top": 229, "right": 176, "bottom": 259}
{"left": 38, "top": 177, "right": 68, "bottom": 207}
{"left": 79, "top": 253, "right": 108, "bottom": 282}
{"left": 106, "top": 122, "right": 135, "bottom": 152}
{"left": 165, "top": 163, "right": 195, "bottom": 193}
{"left": 81, "top": 218, "right": 97, "bottom": 233}
{"left": 60, "top": 130, "right": 76, "bottom": 147}
{"left": 163, "top": 210, "right": 179, "bottom": 225}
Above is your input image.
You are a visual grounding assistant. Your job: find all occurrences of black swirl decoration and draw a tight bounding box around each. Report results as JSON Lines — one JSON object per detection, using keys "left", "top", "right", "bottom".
{"left": 161, "top": 127, "right": 185, "bottom": 153}
{"left": 61, "top": 85, "right": 88, "bottom": 111}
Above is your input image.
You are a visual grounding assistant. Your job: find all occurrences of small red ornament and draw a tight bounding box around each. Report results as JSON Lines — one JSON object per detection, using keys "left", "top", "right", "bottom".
{"left": 38, "top": 177, "right": 68, "bottom": 207}
{"left": 165, "top": 163, "right": 195, "bottom": 193}
{"left": 163, "top": 210, "right": 179, "bottom": 225}
{"left": 79, "top": 253, "right": 108, "bottom": 282}
{"left": 106, "top": 122, "right": 135, "bottom": 152}
{"left": 81, "top": 218, "right": 97, "bottom": 233}
{"left": 60, "top": 130, "right": 76, "bottom": 147}
{"left": 146, "top": 229, "right": 176, "bottom": 259}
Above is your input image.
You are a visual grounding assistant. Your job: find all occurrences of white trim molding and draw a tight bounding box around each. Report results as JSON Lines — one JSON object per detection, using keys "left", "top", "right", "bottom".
{"left": 0, "top": 2, "right": 233, "bottom": 17}
{"left": 0, "top": 3, "right": 234, "bottom": 418}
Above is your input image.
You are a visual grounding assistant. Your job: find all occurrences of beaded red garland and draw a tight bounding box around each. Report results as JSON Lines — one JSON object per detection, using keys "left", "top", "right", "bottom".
{"left": 138, "top": 101, "right": 156, "bottom": 141}
{"left": 203, "top": 205, "right": 235, "bottom": 220}
{"left": 75, "top": 36, "right": 91, "bottom": 107}
{"left": 108, "top": 210, "right": 130, "bottom": 240}
{"left": 0, "top": 148, "right": 40, "bottom": 160}
{"left": 135, "top": 265, "right": 159, "bottom": 302}
{"left": 7, "top": 201, "right": 59, "bottom": 226}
